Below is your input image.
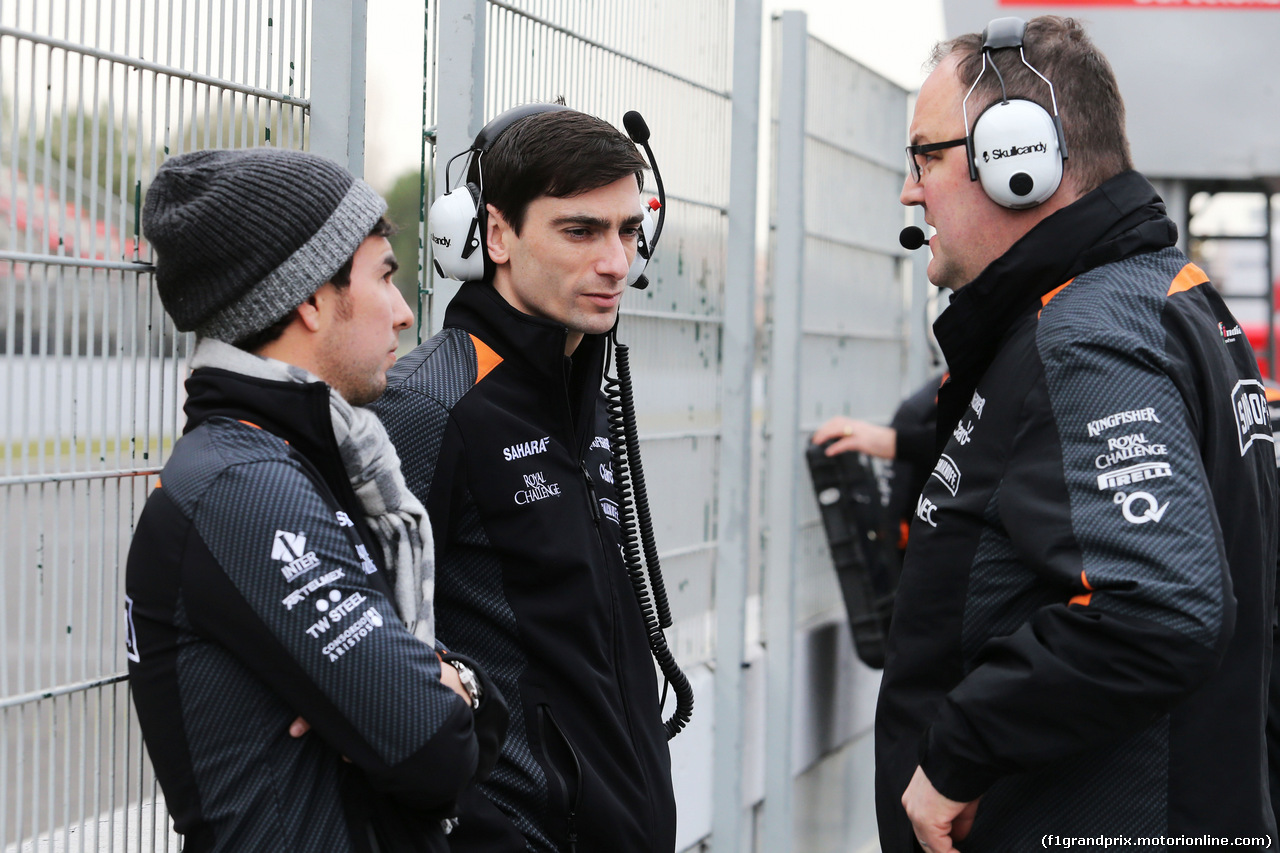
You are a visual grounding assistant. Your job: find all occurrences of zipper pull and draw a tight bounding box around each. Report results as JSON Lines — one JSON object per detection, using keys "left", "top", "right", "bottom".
{"left": 580, "top": 462, "right": 602, "bottom": 524}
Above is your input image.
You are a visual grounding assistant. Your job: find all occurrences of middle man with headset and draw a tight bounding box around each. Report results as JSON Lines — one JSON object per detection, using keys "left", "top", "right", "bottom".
{"left": 370, "top": 105, "right": 677, "bottom": 852}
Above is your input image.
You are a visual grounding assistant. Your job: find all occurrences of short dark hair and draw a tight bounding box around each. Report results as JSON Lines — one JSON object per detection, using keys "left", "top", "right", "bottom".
{"left": 930, "top": 15, "right": 1132, "bottom": 196}
{"left": 235, "top": 215, "right": 397, "bottom": 352}
{"left": 469, "top": 108, "right": 647, "bottom": 236}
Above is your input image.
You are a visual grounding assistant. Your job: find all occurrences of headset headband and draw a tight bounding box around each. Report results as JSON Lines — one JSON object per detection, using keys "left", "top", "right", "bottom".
{"left": 962, "top": 16, "right": 1069, "bottom": 182}
{"left": 473, "top": 103, "right": 573, "bottom": 154}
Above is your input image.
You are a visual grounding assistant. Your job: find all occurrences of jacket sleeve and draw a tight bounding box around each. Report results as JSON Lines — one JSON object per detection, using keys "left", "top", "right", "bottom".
{"left": 181, "top": 456, "right": 480, "bottom": 811}
{"left": 920, "top": 330, "right": 1232, "bottom": 802}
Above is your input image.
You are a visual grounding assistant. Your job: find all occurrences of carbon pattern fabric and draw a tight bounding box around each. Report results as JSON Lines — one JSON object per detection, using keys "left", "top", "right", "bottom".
{"left": 377, "top": 329, "right": 476, "bottom": 504}
{"left": 960, "top": 718, "right": 1168, "bottom": 847}
{"left": 960, "top": 486, "right": 1059, "bottom": 666}
{"left": 1037, "top": 248, "right": 1225, "bottom": 646}
{"left": 875, "top": 171, "right": 1277, "bottom": 851}
{"left": 441, "top": 493, "right": 548, "bottom": 848}
{"left": 175, "top": 631, "right": 352, "bottom": 851}
{"left": 125, "top": 368, "right": 491, "bottom": 853}
{"left": 183, "top": 420, "right": 452, "bottom": 759}
{"left": 377, "top": 332, "right": 550, "bottom": 848}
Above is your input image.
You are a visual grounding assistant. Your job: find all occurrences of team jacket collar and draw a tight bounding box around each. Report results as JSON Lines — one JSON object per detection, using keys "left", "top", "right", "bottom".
{"left": 182, "top": 366, "right": 395, "bottom": 589}
{"left": 183, "top": 366, "right": 345, "bottom": 491}
{"left": 934, "top": 170, "right": 1178, "bottom": 390}
{"left": 444, "top": 280, "right": 609, "bottom": 392}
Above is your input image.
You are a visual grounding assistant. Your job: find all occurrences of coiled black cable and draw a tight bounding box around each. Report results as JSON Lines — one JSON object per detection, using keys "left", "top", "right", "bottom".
{"left": 604, "top": 334, "right": 694, "bottom": 739}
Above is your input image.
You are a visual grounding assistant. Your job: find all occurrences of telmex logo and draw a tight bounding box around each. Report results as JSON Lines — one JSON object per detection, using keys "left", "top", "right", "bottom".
{"left": 983, "top": 141, "right": 1048, "bottom": 162}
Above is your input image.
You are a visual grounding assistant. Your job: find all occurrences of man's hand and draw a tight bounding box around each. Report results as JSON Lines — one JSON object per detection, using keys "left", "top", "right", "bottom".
{"left": 811, "top": 417, "right": 897, "bottom": 460}
{"left": 901, "top": 765, "right": 979, "bottom": 853}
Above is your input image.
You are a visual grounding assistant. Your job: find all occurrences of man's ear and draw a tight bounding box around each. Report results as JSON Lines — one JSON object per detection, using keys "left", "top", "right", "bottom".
{"left": 485, "top": 203, "right": 512, "bottom": 265}
{"left": 294, "top": 288, "right": 326, "bottom": 332}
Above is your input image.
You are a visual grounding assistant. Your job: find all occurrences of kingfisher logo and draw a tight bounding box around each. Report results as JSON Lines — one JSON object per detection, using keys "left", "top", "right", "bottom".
{"left": 1232, "top": 379, "right": 1274, "bottom": 456}
{"left": 985, "top": 141, "right": 1048, "bottom": 161}
{"left": 273, "top": 530, "right": 320, "bottom": 582}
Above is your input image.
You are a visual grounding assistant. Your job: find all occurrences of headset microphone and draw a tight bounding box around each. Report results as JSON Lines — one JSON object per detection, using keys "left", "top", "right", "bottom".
{"left": 899, "top": 226, "right": 925, "bottom": 251}
{"left": 623, "top": 110, "right": 665, "bottom": 290}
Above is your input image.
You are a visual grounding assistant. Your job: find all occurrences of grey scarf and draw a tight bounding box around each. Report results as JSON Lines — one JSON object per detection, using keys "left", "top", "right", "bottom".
{"left": 191, "top": 338, "right": 435, "bottom": 646}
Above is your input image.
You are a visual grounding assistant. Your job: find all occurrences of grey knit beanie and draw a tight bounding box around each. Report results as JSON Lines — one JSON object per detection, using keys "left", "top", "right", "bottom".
{"left": 142, "top": 147, "right": 387, "bottom": 344}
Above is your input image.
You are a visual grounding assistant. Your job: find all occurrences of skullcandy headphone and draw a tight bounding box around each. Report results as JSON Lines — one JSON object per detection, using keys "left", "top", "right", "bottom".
{"left": 964, "top": 17, "right": 1069, "bottom": 209}
{"left": 428, "top": 104, "right": 663, "bottom": 287}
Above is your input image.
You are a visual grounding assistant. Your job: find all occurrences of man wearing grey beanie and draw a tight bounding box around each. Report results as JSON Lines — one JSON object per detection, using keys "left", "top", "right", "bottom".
{"left": 124, "top": 146, "right": 508, "bottom": 853}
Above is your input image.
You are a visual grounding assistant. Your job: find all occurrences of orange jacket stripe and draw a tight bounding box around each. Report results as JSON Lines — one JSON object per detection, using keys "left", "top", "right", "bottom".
{"left": 1069, "top": 570, "right": 1094, "bottom": 607}
{"left": 470, "top": 334, "right": 504, "bottom": 385}
{"left": 1039, "top": 279, "right": 1075, "bottom": 318}
{"left": 1167, "top": 262, "right": 1209, "bottom": 296}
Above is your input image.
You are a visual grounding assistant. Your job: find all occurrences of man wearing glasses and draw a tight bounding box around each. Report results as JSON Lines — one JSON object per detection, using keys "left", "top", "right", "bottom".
{"left": 877, "top": 15, "right": 1277, "bottom": 853}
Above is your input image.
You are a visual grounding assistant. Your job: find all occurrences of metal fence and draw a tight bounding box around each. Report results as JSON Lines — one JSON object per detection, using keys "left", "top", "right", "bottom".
{"left": 0, "top": 1, "right": 320, "bottom": 849}
{"left": 2, "top": 1, "right": 925, "bottom": 850}
{"left": 757, "top": 13, "right": 919, "bottom": 851}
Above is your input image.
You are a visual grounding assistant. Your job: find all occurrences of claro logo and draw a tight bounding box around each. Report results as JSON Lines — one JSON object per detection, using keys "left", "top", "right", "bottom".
{"left": 982, "top": 141, "right": 1048, "bottom": 162}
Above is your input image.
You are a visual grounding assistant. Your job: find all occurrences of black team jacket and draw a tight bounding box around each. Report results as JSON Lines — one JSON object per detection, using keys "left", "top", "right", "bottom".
{"left": 126, "top": 367, "right": 506, "bottom": 852}
{"left": 370, "top": 282, "right": 676, "bottom": 853}
{"left": 875, "top": 171, "right": 1279, "bottom": 850}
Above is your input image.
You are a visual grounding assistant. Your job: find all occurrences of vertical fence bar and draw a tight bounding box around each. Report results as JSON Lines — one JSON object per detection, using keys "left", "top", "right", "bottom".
{"left": 309, "top": 0, "right": 366, "bottom": 171}
{"left": 711, "top": 0, "right": 760, "bottom": 850}
{"left": 761, "top": 11, "right": 806, "bottom": 853}
{"left": 429, "top": 0, "right": 485, "bottom": 334}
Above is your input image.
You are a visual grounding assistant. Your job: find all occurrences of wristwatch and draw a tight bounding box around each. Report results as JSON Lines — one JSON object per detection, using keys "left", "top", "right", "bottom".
{"left": 448, "top": 658, "right": 482, "bottom": 710}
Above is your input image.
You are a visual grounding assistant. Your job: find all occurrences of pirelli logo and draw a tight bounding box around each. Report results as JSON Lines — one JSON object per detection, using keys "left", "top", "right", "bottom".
{"left": 1097, "top": 461, "right": 1172, "bottom": 492}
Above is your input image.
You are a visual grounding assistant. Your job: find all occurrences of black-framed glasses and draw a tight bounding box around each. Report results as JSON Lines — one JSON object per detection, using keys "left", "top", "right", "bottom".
{"left": 905, "top": 137, "right": 967, "bottom": 182}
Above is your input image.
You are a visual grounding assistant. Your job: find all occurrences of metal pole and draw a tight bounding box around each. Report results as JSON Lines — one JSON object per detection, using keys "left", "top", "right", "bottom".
{"left": 711, "top": 0, "right": 761, "bottom": 849}
{"left": 761, "top": 11, "right": 807, "bottom": 853}
{"left": 430, "top": 0, "right": 487, "bottom": 333}
{"left": 309, "top": 0, "right": 368, "bottom": 174}
{"left": 1266, "top": 190, "right": 1275, "bottom": 381}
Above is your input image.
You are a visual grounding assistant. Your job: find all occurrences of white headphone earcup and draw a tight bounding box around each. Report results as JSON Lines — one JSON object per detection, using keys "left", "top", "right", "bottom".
{"left": 428, "top": 184, "right": 485, "bottom": 281}
{"left": 626, "top": 207, "right": 656, "bottom": 288}
{"left": 971, "top": 99, "right": 1063, "bottom": 209}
